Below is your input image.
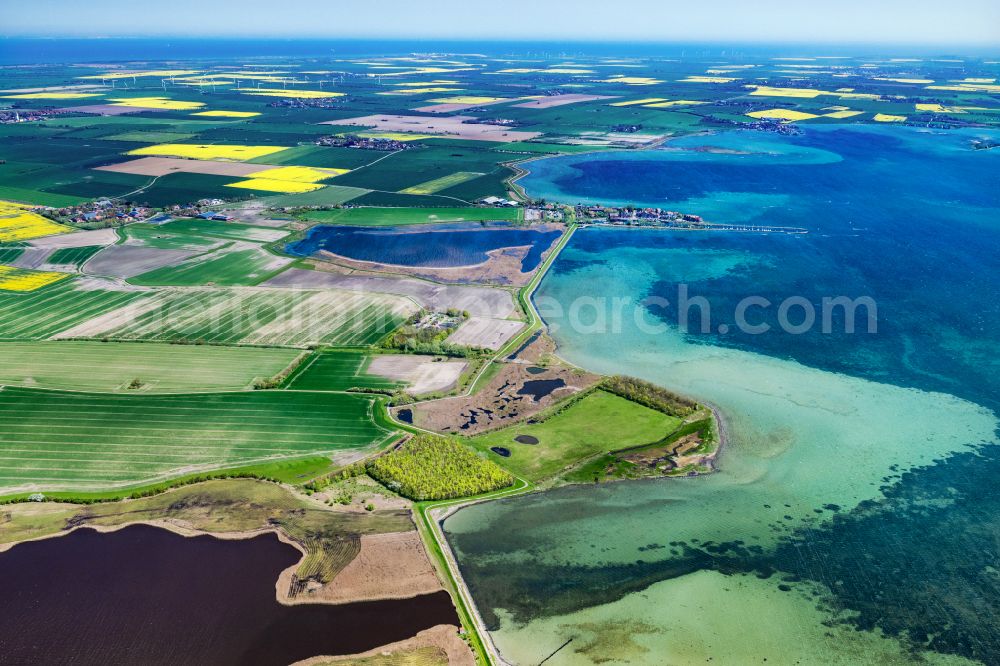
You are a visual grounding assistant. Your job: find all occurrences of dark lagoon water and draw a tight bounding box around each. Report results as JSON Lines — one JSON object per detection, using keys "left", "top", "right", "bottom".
{"left": 0, "top": 525, "right": 457, "bottom": 666}
{"left": 287, "top": 223, "right": 561, "bottom": 272}
{"left": 444, "top": 125, "right": 1000, "bottom": 665}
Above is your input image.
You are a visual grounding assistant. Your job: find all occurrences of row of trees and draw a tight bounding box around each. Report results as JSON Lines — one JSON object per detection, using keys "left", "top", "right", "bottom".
{"left": 600, "top": 375, "right": 698, "bottom": 417}
{"left": 367, "top": 434, "right": 514, "bottom": 501}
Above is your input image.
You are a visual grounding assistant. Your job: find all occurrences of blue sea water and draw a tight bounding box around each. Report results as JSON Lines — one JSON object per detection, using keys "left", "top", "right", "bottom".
{"left": 287, "top": 223, "right": 560, "bottom": 271}
{"left": 444, "top": 125, "right": 1000, "bottom": 665}
{"left": 523, "top": 125, "right": 1000, "bottom": 407}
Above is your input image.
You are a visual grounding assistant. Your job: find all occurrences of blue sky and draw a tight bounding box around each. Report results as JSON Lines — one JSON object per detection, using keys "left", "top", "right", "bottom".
{"left": 4, "top": 0, "right": 999, "bottom": 45}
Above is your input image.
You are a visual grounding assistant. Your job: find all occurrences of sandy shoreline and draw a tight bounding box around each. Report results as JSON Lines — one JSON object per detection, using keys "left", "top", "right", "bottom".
{"left": 290, "top": 623, "right": 474, "bottom": 666}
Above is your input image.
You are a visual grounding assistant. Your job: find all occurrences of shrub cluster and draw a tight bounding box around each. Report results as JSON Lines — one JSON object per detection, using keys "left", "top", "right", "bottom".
{"left": 367, "top": 434, "right": 514, "bottom": 501}
{"left": 600, "top": 375, "right": 698, "bottom": 417}
{"left": 0, "top": 470, "right": 279, "bottom": 506}
{"left": 305, "top": 461, "right": 367, "bottom": 492}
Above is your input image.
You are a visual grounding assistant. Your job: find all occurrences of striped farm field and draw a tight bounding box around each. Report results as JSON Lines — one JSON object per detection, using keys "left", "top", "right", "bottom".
{"left": 0, "top": 281, "right": 146, "bottom": 340}
{"left": 0, "top": 387, "right": 395, "bottom": 492}
{"left": 56, "top": 287, "right": 416, "bottom": 347}
{"left": 0, "top": 341, "right": 301, "bottom": 392}
{"left": 47, "top": 245, "right": 103, "bottom": 267}
{"left": 287, "top": 350, "right": 404, "bottom": 391}
{"left": 399, "top": 171, "right": 485, "bottom": 195}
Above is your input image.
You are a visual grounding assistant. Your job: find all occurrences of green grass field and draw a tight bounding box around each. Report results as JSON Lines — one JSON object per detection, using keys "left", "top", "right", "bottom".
{"left": 0, "top": 387, "right": 396, "bottom": 491}
{"left": 130, "top": 245, "right": 290, "bottom": 286}
{"left": 465, "top": 390, "right": 682, "bottom": 481}
{"left": 0, "top": 248, "right": 25, "bottom": 263}
{"left": 0, "top": 281, "right": 412, "bottom": 347}
{"left": 286, "top": 350, "right": 403, "bottom": 391}
{"left": 69, "top": 287, "right": 414, "bottom": 347}
{"left": 0, "top": 341, "right": 300, "bottom": 392}
{"left": 0, "top": 281, "right": 145, "bottom": 340}
{"left": 153, "top": 218, "right": 290, "bottom": 243}
{"left": 104, "top": 131, "right": 197, "bottom": 143}
{"left": 301, "top": 206, "right": 522, "bottom": 226}
{"left": 262, "top": 185, "right": 370, "bottom": 207}
{"left": 399, "top": 172, "right": 485, "bottom": 195}
{"left": 48, "top": 245, "right": 103, "bottom": 267}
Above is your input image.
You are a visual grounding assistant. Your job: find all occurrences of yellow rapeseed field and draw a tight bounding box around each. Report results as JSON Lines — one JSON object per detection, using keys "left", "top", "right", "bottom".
{"left": 182, "top": 73, "right": 292, "bottom": 83}
{"left": 746, "top": 109, "right": 819, "bottom": 121}
{"left": 681, "top": 76, "right": 737, "bottom": 83}
{"left": 225, "top": 179, "right": 325, "bottom": 194}
{"left": 79, "top": 70, "right": 199, "bottom": 80}
{"left": 253, "top": 166, "right": 347, "bottom": 182}
{"left": 916, "top": 104, "right": 962, "bottom": 113}
{"left": 0, "top": 201, "right": 69, "bottom": 242}
{"left": 873, "top": 113, "right": 907, "bottom": 122}
{"left": 0, "top": 265, "right": 69, "bottom": 292}
{"left": 497, "top": 68, "right": 594, "bottom": 75}
{"left": 1, "top": 92, "right": 102, "bottom": 99}
{"left": 748, "top": 85, "right": 882, "bottom": 101}
{"left": 127, "top": 144, "right": 291, "bottom": 161}
{"left": 392, "top": 80, "right": 460, "bottom": 86}
{"left": 377, "top": 67, "right": 475, "bottom": 77}
{"left": 600, "top": 76, "right": 664, "bottom": 85}
{"left": 748, "top": 86, "right": 825, "bottom": 98}
{"left": 428, "top": 96, "right": 506, "bottom": 104}
{"left": 837, "top": 92, "right": 882, "bottom": 100}
{"left": 191, "top": 110, "right": 261, "bottom": 118}
{"left": 644, "top": 100, "right": 709, "bottom": 108}
{"left": 226, "top": 166, "right": 348, "bottom": 193}
{"left": 609, "top": 98, "right": 669, "bottom": 106}
{"left": 109, "top": 97, "right": 205, "bottom": 110}
{"left": 823, "top": 109, "right": 864, "bottom": 119}
{"left": 927, "top": 83, "right": 1000, "bottom": 93}
{"left": 240, "top": 88, "right": 345, "bottom": 99}
{"left": 376, "top": 88, "right": 462, "bottom": 95}
{"left": 874, "top": 78, "right": 934, "bottom": 84}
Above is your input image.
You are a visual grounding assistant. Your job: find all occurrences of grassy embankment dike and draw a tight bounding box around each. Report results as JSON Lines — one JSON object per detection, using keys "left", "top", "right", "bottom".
{"left": 376, "top": 221, "right": 578, "bottom": 665}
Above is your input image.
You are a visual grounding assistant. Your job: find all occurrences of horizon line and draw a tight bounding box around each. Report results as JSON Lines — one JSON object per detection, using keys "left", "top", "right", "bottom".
{"left": 1, "top": 35, "right": 998, "bottom": 51}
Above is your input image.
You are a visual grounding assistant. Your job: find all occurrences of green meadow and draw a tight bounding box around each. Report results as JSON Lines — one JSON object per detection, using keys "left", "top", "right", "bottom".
{"left": 0, "top": 387, "right": 393, "bottom": 491}
{"left": 0, "top": 341, "right": 300, "bottom": 392}
{"left": 286, "top": 350, "right": 403, "bottom": 391}
{"left": 466, "top": 390, "right": 682, "bottom": 481}
{"left": 299, "top": 206, "right": 522, "bottom": 226}
{"left": 0, "top": 281, "right": 145, "bottom": 341}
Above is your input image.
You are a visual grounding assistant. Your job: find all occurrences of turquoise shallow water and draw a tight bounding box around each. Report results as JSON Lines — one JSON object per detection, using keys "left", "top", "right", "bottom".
{"left": 443, "top": 126, "right": 1000, "bottom": 665}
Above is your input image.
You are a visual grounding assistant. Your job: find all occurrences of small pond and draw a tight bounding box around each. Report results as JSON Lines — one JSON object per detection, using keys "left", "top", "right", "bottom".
{"left": 517, "top": 379, "right": 566, "bottom": 401}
